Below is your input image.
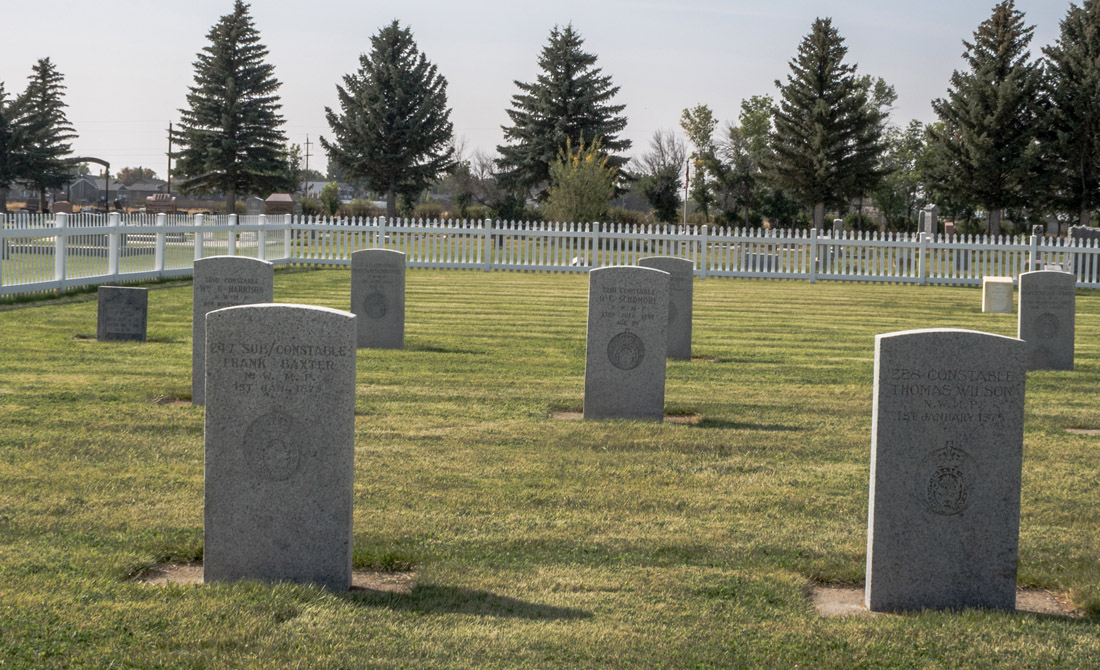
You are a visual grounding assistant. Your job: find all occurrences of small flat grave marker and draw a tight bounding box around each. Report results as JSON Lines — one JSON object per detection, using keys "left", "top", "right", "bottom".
{"left": 97, "top": 286, "right": 148, "bottom": 341}
{"left": 981, "top": 276, "right": 1013, "bottom": 314}
{"left": 204, "top": 304, "right": 356, "bottom": 590}
{"left": 350, "top": 249, "right": 405, "bottom": 349}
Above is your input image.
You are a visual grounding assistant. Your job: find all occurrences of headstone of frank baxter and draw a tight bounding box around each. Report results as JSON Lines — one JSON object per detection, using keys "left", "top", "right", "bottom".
{"left": 583, "top": 266, "right": 669, "bottom": 421}
{"left": 204, "top": 304, "right": 356, "bottom": 590}
{"left": 865, "top": 328, "right": 1026, "bottom": 612}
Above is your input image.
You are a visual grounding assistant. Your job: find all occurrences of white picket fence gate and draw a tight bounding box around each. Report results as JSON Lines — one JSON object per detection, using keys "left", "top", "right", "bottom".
{"left": 3, "top": 211, "right": 1099, "bottom": 298}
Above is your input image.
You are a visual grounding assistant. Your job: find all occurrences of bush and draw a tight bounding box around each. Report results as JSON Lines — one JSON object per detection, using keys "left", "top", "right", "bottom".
{"left": 844, "top": 212, "right": 880, "bottom": 233}
{"left": 299, "top": 197, "right": 323, "bottom": 217}
{"left": 340, "top": 199, "right": 383, "bottom": 219}
{"left": 605, "top": 206, "right": 649, "bottom": 226}
{"left": 413, "top": 202, "right": 446, "bottom": 221}
{"left": 543, "top": 137, "right": 616, "bottom": 224}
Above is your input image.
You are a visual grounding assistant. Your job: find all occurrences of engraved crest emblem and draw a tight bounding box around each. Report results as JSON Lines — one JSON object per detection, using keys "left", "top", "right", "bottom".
{"left": 363, "top": 292, "right": 388, "bottom": 319}
{"left": 243, "top": 411, "right": 302, "bottom": 481}
{"left": 607, "top": 331, "right": 645, "bottom": 370}
{"left": 1035, "top": 312, "right": 1060, "bottom": 339}
{"left": 918, "top": 442, "right": 974, "bottom": 516}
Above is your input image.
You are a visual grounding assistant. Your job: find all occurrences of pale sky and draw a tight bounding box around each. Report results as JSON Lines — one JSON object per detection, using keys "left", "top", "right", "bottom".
{"left": 0, "top": 0, "right": 1070, "bottom": 178}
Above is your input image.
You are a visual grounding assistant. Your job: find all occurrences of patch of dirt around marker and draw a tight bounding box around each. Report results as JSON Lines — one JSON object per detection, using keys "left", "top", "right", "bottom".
{"left": 551, "top": 411, "right": 701, "bottom": 424}
{"left": 135, "top": 563, "right": 415, "bottom": 594}
{"left": 811, "top": 585, "right": 1082, "bottom": 618}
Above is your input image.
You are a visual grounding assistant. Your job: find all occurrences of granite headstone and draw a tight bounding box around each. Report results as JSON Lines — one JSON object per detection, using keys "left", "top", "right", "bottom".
{"left": 204, "top": 304, "right": 356, "bottom": 590}
{"left": 981, "top": 276, "right": 1013, "bottom": 314}
{"left": 350, "top": 249, "right": 405, "bottom": 349}
{"left": 583, "top": 266, "right": 669, "bottom": 421}
{"left": 866, "top": 328, "right": 1026, "bottom": 612}
{"left": 639, "top": 256, "right": 692, "bottom": 360}
{"left": 192, "top": 256, "right": 274, "bottom": 405}
{"left": 97, "top": 286, "right": 148, "bottom": 342}
{"left": 245, "top": 196, "right": 265, "bottom": 216}
{"left": 1017, "top": 270, "right": 1075, "bottom": 371}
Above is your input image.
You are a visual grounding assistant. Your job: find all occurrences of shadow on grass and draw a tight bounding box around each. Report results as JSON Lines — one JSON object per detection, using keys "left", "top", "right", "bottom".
{"left": 405, "top": 344, "right": 483, "bottom": 355}
{"left": 342, "top": 583, "right": 593, "bottom": 620}
{"left": 694, "top": 418, "right": 803, "bottom": 431}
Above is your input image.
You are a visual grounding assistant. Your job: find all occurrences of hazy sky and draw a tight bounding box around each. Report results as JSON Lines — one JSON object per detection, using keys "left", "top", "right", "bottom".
{"left": 0, "top": 0, "right": 1071, "bottom": 178}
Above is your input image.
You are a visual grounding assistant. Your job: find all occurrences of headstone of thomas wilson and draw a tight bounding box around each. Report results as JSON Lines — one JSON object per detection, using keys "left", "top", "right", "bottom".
{"left": 639, "top": 256, "right": 692, "bottom": 360}
{"left": 1017, "top": 270, "right": 1075, "bottom": 371}
{"left": 865, "top": 328, "right": 1026, "bottom": 612}
{"left": 204, "top": 304, "right": 356, "bottom": 590}
{"left": 192, "top": 256, "right": 274, "bottom": 405}
{"left": 583, "top": 266, "right": 669, "bottom": 421}
{"left": 350, "top": 249, "right": 405, "bottom": 349}
{"left": 97, "top": 286, "right": 148, "bottom": 342}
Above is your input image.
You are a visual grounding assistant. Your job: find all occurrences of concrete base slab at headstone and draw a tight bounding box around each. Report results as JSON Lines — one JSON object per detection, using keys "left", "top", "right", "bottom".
{"left": 638, "top": 256, "right": 692, "bottom": 360}
{"left": 1017, "top": 270, "right": 1075, "bottom": 371}
{"left": 865, "top": 329, "right": 1026, "bottom": 612}
{"left": 97, "top": 286, "right": 148, "bottom": 341}
{"left": 350, "top": 249, "right": 405, "bottom": 349}
{"left": 981, "top": 276, "right": 1013, "bottom": 314}
{"left": 192, "top": 256, "right": 274, "bottom": 405}
{"left": 204, "top": 304, "right": 356, "bottom": 590}
{"left": 583, "top": 266, "right": 669, "bottom": 421}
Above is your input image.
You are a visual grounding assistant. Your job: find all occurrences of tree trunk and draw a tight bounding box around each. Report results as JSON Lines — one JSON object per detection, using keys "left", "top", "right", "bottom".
{"left": 1080, "top": 207, "right": 1091, "bottom": 228}
{"left": 988, "top": 208, "right": 1002, "bottom": 237}
{"left": 813, "top": 202, "right": 825, "bottom": 232}
{"left": 224, "top": 188, "right": 236, "bottom": 215}
{"left": 386, "top": 189, "right": 397, "bottom": 219}
{"left": 38, "top": 188, "right": 48, "bottom": 213}
{"left": 858, "top": 195, "right": 864, "bottom": 229}
{"left": 0, "top": 186, "right": 8, "bottom": 213}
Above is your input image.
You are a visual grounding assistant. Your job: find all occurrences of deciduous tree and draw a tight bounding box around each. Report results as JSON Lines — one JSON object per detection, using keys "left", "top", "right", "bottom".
{"left": 543, "top": 137, "right": 617, "bottom": 223}
{"left": 635, "top": 130, "right": 685, "bottom": 224}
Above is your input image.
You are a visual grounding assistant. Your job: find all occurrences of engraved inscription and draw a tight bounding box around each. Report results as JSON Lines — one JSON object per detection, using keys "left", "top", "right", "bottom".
{"left": 1034, "top": 312, "right": 1060, "bottom": 339}
{"left": 243, "top": 412, "right": 302, "bottom": 481}
{"left": 607, "top": 331, "right": 645, "bottom": 370}
{"left": 363, "top": 292, "right": 388, "bottom": 319}
{"left": 884, "top": 367, "right": 1018, "bottom": 424}
{"left": 918, "top": 442, "right": 974, "bottom": 516}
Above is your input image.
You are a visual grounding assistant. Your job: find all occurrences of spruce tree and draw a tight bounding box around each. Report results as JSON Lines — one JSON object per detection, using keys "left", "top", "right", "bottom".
{"left": 496, "top": 24, "right": 629, "bottom": 198}
{"left": 1042, "top": 0, "right": 1100, "bottom": 226}
{"left": 768, "top": 18, "right": 886, "bottom": 231}
{"left": 929, "top": 0, "right": 1043, "bottom": 235}
{"left": 172, "top": 0, "right": 287, "bottom": 213}
{"left": 322, "top": 21, "right": 455, "bottom": 219}
{"left": 18, "top": 58, "right": 77, "bottom": 211}
{"left": 0, "top": 81, "right": 24, "bottom": 212}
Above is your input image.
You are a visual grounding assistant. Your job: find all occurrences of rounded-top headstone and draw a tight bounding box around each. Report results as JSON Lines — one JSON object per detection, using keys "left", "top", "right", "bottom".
{"left": 350, "top": 249, "right": 405, "bottom": 349}
{"left": 192, "top": 256, "right": 274, "bottom": 405}
{"left": 638, "top": 256, "right": 693, "bottom": 360}
{"left": 583, "top": 266, "right": 669, "bottom": 421}
{"left": 203, "top": 303, "right": 356, "bottom": 590}
{"left": 1017, "top": 270, "right": 1075, "bottom": 371}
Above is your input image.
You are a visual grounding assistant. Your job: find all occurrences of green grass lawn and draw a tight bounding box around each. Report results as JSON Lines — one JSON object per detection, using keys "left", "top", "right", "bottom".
{"left": 0, "top": 269, "right": 1097, "bottom": 668}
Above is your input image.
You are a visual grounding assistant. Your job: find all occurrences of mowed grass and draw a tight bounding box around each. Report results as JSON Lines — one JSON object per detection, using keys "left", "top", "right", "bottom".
{"left": 0, "top": 268, "right": 1098, "bottom": 668}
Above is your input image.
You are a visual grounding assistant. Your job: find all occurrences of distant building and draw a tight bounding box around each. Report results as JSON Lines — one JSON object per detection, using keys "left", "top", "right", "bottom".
{"left": 66, "top": 177, "right": 127, "bottom": 205}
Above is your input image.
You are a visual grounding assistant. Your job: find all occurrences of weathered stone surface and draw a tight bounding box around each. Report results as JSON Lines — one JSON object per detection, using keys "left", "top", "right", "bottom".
{"left": 97, "top": 286, "right": 148, "bottom": 342}
{"left": 981, "top": 276, "right": 1014, "bottom": 314}
{"left": 350, "top": 249, "right": 405, "bottom": 349}
{"left": 639, "top": 256, "right": 693, "bottom": 360}
{"left": 244, "top": 196, "right": 265, "bottom": 216}
{"left": 192, "top": 256, "right": 273, "bottom": 405}
{"left": 204, "top": 304, "right": 356, "bottom": 590}
{"left": 1017, "top": 270, "right": 1075, "bottom": 371}
{"left": 865, "top": 328, "right": 1026, "bottom": 612}
{"left": 583, "top": 266, "right": 669, "bottom": 421}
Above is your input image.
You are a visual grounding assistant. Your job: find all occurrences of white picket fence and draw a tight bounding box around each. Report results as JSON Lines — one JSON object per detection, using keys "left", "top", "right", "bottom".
{"left": 2, "top": 212, "right": 1098, "bottom": 297}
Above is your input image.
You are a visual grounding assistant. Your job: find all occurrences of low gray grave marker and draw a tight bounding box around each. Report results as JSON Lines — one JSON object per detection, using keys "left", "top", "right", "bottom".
{"left": 583, "top": 266, "right": 669, "bottom": 421}
{"left": 350, "top": 249, "right": 405, "bottom": 349}
{"left": 639, "top": 256, "right": 692, "bottom": 360}
{"left": 204, "top": 304, "right": 356, "bottom": 590}
{"left": 1017, "top": 270, "right": 1075, "bottom": 371}
{"left": 97, "top": 286, "right": 148, "bottom": 341}
{"left": 865, "top": 328, "right": 1026, "bottom": 612}
{"left": 192, "top": 256, "right": 273, "bottom": 405}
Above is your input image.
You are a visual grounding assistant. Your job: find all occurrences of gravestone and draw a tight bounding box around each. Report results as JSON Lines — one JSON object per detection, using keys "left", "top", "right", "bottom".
{"left": 97, "top": 286, "right": 148, "bottom": 341}
{"left": 204, "top": 304, "right": 356, "bottom": 590}
{"left": 1018, "top": 270, "right": 1075, "bottom": 371}
{"left": 192, "top": 256, "right": 274, "bottom": 405}
{"left": 639, "top": 256, "right": 692, "bottom": 360}
{"left": 866, "top": 328, "right": 1026, "bottom": 612}
{"left": 584, "top": 266, "right": 669, "bottom": 421}
{"left": 832, "top": 218, "right": 843, "bottom": 236}
{"left": 350, "top": 249, "right": 405, "bottom": 349}
{"left": 919, "top": 205, "right": 938, "bottom": 236}
{"left": 244, "top": 195, "right": 265, "bottom": 216}
{"left": 981, "top": 276, "right": 1013, "bottom": 314}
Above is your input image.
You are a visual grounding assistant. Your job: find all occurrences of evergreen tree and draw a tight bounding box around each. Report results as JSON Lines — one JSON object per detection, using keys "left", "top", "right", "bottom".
{"left": 496, "top": 24, "right": 629, "bottom": 198}
{"left": 18, "top": 58, "right": 77, "bottom": 211}
{"left": 768, "top": 18, "right": 887, "bottom": 231}
{"left": 1042, "top": 0, "right": 1100, "bottom": 226}
{"left": 873, "top": 120, "right": 927, "bottom": 231}
{"left": 322, "top": 20, "right": 455, "bottom": 219}
{"left": 172, "top": 1, "right": 287, "bottom": 213}
{"left": 0, "top": 81, "right": 25, "bottom": 213}
{"left": 929, "top": 0, "right": 1043, "bottom": 235}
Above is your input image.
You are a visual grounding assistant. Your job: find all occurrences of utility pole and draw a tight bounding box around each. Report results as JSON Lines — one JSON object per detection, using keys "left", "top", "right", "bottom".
{"left": 303, "top": 135, "right": 313, "bottom": 194}
{"left": 166, "top": 122, "right": 173, "bottom": 195}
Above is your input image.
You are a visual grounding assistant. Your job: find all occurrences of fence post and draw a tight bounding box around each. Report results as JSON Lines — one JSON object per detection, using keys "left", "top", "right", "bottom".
{"left": 591, "top": 222, "right": 601, "bottom": 267}
{"left": 283, "top": 214, "right": 292, "bottom": 263}
{"left": 257, "top": 214, "right": 267, "bottom": 261}
{"left": 699, "top": 225, "right": 709, "bottom": 280}
{"left": 227, "top": 213, "right": 238, "bottom": 256}
{"left": 107, "top": 211, "right": 121, "bottom": 278}
{"left": 54, "top": 212, "right": 68, "bottom": 293}
{"left": 193, "top": 213, "right": 205, "bottom": 262}
{"left": 154, "top": 213, "right": 167, "bottom": 274}
{"left": 0, "top": 212, "right": 6, "bottom": 287}
{"left": 482, "top": 218, "right": 493, "bottom": 272}
{"left": 918, "top": 232, "right": 929, "bottom": 286}
{"left": 809, "top": 229, "right": 818, "bottom": 284}
{"left": 1029, "top": 232, "right": 1040, "bottom": 272}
